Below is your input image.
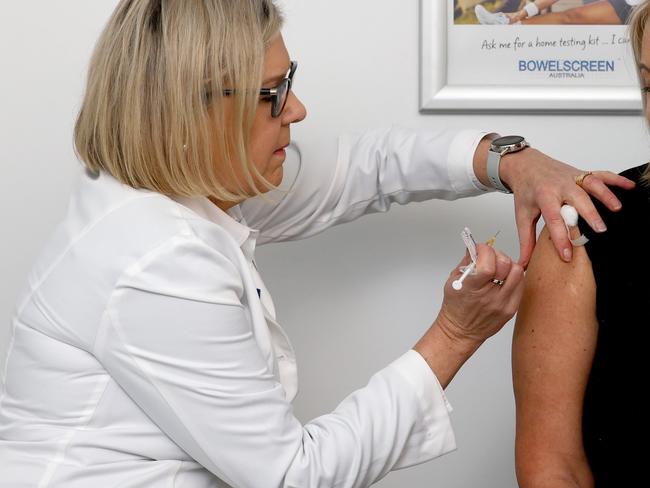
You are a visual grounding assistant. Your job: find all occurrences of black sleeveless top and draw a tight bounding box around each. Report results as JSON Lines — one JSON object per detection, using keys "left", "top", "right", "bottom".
{"left": 577, "top": 164, "right": 650, "bottom": 487}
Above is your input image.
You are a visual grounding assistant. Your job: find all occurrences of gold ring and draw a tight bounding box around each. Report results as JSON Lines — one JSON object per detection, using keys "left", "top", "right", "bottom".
{"left": 575, "top": 171, "right": 593, "bottom": 188}
{"left": 491, "top": 279, "right": 505, "bottom": 286}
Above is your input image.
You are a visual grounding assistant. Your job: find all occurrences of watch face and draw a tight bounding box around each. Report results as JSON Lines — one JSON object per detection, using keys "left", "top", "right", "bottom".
{"left": 493, "top": 135, "right": 524, "bottom": 147}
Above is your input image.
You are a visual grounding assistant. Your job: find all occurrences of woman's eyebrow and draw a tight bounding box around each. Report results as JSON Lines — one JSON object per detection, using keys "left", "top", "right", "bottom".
{"left": 262, "top": 74, "right": 284, "bottom": 85}
{"left": 639, "top": 63, "right": 650, "bottom": 72}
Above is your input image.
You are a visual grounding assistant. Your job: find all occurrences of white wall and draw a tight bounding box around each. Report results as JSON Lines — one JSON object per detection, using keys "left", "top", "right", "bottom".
{"left": 1, "top": 1, "right": 648, "bottom": 487}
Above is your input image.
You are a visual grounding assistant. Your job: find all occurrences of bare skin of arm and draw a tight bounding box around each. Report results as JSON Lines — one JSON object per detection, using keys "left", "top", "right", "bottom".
{"left": 512, "top": 227, "right": 598, "bottom": 488}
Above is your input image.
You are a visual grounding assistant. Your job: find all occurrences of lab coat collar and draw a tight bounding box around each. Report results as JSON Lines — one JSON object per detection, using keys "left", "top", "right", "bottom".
{"left": 172, "top": 196, "right": 259, "bottom": 262}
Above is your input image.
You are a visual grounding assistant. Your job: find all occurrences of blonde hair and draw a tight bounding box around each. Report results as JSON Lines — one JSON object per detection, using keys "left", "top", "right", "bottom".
{"left": 74, "top": 0, "right": 283, "bottom": 200}
{"left": 630, "top": 0, "right": 650, "bottom": 184}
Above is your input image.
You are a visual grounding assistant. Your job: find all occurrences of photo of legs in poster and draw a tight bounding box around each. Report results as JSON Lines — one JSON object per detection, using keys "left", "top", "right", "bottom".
{"left": 455, "top": 0, "right": 640, "bottom": 25}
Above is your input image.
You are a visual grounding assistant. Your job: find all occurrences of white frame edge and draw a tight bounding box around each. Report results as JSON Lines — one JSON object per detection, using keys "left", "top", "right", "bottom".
{"left": 419, "top": 0, "right": 642, "bottom": 114}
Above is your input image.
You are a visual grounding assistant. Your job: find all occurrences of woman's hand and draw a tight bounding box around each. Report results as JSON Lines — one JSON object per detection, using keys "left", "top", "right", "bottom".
{"left": 498, "top": 147, "right": 635, "bottom": 267}
{"left": 436, "top": 243, "right": 525, "bottom": 345}
{"left": 414, "top": 244, "right": 525, "bottom": 388}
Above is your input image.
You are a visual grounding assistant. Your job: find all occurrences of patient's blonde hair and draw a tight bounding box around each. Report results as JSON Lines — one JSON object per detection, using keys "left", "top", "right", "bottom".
{"left": 630, "top": 0, "right": 650, "bottom": 184}
{"left": 74, "top": 0, "right": 283, "bottom": 200}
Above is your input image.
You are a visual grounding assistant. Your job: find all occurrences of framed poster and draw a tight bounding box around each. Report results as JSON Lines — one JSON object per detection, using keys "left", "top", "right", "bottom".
{"left": 420, "top": 0, "right": 643, "bottom": 113}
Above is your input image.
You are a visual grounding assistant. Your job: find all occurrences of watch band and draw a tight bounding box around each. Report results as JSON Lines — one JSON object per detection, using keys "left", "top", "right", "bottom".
{"left": 487, "top": 149, "right": 512, "bottom": 193}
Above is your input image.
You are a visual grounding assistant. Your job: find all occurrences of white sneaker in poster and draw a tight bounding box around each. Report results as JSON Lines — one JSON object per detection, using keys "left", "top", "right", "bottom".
{"left": 475, "top": 5, "right": 510, "bottom": 25}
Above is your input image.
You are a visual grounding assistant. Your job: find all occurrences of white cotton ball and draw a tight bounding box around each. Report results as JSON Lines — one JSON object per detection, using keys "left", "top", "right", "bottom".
{"left": 560, "top": 204, "right": 579, "bottom": 227}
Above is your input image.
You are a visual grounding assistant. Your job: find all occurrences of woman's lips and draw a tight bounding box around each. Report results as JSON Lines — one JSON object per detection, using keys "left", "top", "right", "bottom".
{"left": 274, "top": 144, "right": 289, "bottom": 157}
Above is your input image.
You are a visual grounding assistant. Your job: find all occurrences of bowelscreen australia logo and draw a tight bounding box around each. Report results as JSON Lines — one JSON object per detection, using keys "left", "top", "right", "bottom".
{"left": 517, "top": 59, "right": 615, "bottom": 79}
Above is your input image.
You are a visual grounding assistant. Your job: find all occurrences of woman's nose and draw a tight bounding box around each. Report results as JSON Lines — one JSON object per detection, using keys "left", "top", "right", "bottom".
{"left": 282, "top": 91, "right": 307, "bottom": 125}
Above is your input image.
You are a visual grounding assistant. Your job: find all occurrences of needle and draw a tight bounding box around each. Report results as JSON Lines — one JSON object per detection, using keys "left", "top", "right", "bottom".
{"left": 486, "top": 230, "right": 500, "bottom": 247}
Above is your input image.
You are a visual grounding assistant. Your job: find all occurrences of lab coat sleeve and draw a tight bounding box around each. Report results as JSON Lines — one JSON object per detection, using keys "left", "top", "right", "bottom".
{"left": 240, "top": 127, "right": 493, "bottom": 245}
{"left": 95, "top": 235, "right": 455, "bottom": 488}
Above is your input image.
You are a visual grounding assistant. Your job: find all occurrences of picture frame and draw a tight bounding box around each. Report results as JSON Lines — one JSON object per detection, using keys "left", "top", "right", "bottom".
{"left": 420, "top": 0, "right": 642, "bottom": 114}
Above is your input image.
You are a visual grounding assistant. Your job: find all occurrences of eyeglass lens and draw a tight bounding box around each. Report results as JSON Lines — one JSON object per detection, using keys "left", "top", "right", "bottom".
{"left": 273, "top": 79, "right": 290, "bottom": 117}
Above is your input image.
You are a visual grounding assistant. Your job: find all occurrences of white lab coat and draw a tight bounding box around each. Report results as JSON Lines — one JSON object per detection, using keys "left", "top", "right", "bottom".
{"left": 0, "top": 127, "right": 491, "bottom": 487}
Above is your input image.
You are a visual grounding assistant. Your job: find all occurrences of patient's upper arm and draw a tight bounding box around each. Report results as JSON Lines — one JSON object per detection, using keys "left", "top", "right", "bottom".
{"left": 513, "top": 226, "right": 598, "bottom": 482}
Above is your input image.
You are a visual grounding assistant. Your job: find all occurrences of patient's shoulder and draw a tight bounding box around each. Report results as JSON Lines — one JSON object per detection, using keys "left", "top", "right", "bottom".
{"left": 576, "top": 164, "right": 649, "bottom": 284}
{"left": 579, "top": 163, "right": 650, "bottom": 241}
{"left": 613, "top": 163, "right": 650, "bottom": 209}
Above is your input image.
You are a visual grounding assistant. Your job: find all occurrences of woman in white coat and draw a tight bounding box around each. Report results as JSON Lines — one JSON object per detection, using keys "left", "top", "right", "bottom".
{"left": 0, "top": 1, "right": 634, "bottom": 486}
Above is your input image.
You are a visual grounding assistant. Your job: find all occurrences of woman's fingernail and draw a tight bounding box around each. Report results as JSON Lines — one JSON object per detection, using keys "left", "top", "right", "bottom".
{"left": 595, "top": 221, "right": 607, "bottom": 232}
{"left": 563, "top": 249, "right": 572, "bottom": 262}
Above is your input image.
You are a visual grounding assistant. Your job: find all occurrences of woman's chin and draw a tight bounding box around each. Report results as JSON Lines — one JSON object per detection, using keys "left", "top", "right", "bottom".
{"left": 269, "top": 166, "right": 283, "bottom": 187}
{"left": 256, "top": 167, "right": 283, "bottom": 193}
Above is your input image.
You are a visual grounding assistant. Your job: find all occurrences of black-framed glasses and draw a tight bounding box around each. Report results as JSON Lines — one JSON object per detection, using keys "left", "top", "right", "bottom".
{"left": 221, "top": 61, "right": 297, "bottom": 118}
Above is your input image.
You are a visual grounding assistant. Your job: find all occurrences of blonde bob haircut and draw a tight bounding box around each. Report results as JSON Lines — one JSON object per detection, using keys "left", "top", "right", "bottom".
{"left": 75, "top": 0, "right": 284, "bottom": 200}
{"left": 630, "top": 0, "right": 650, "bottom": 183}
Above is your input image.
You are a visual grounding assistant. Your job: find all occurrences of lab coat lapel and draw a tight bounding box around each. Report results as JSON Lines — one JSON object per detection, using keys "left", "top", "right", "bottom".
{"left": 252, "top": 261, "right": 299, "bottom": 402}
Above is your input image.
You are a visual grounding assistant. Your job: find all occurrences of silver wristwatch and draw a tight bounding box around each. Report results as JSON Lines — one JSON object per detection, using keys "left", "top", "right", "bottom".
{"left": 486, "top": 135, "right": 529, "bottom": 193}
